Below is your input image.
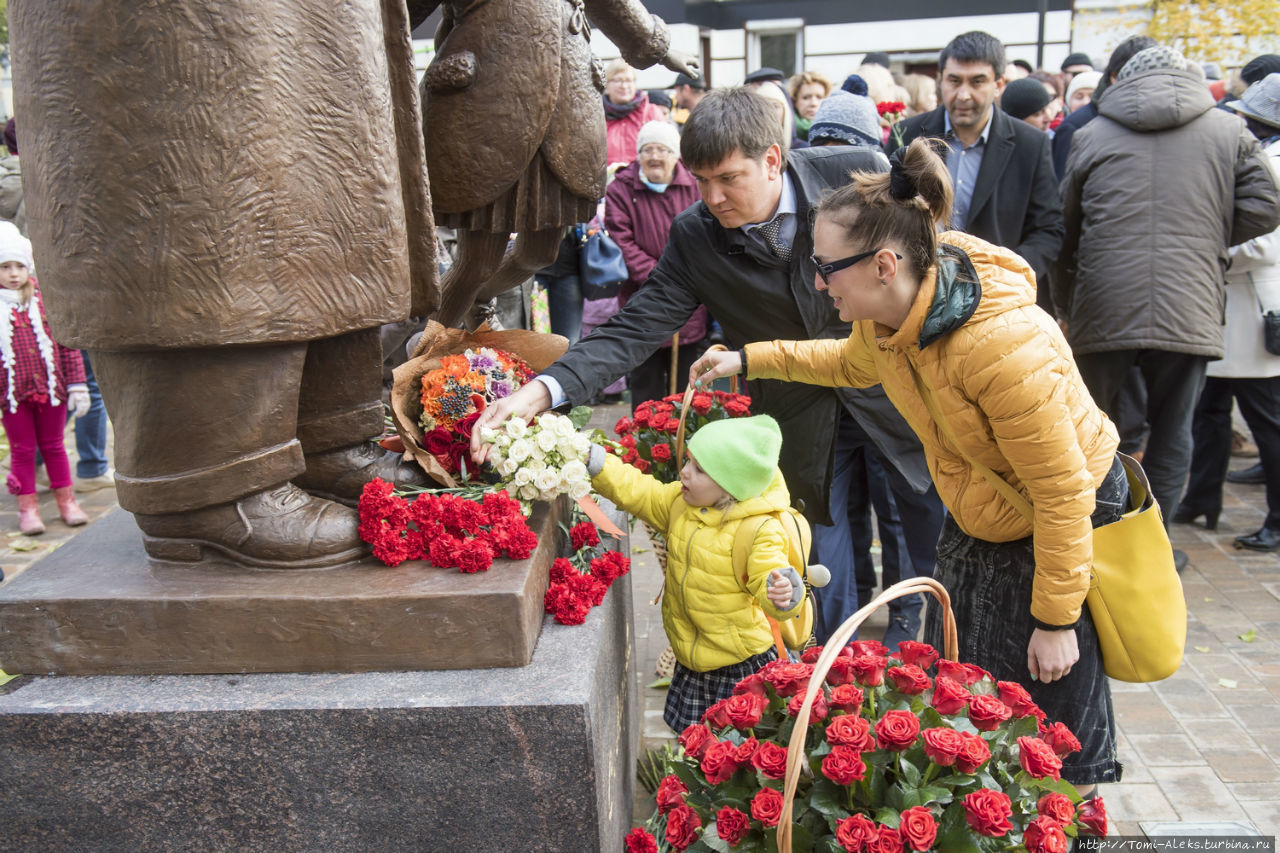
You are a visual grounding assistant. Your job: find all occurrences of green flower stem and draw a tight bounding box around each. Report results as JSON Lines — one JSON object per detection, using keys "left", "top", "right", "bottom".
{"left": 922, "top": 762, "right": 938, "bottom": 786}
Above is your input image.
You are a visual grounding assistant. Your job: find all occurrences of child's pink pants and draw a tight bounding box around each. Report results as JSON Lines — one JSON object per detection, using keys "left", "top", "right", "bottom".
{"left": 3, "top": 399, "right": 73, "bottom": 495}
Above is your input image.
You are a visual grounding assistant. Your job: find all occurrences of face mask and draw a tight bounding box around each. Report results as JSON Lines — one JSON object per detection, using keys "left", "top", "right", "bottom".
{"left": 640, "top": 176, "right": 669, "bottom": 193}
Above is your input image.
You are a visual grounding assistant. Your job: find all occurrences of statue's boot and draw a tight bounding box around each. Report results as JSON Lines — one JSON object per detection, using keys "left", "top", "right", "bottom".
{"left": 295, "top": 441, "right": 428, "bottom": 506}
{"left": 135, "top": 482, "right": 363, "bottom": 568}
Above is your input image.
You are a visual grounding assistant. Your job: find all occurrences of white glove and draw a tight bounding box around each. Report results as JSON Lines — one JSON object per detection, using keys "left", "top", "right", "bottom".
{"left": 67, "top": 385, "right": 91, "bottom": 419}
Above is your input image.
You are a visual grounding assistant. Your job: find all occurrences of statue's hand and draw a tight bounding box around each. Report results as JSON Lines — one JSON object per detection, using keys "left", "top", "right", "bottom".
{"left": 662, "top": 49, "right": 700, "bottom": 79}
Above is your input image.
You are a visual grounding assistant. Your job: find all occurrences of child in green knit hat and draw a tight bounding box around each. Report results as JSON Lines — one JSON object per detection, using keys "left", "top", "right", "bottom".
{"left": 587, "top": 414, "right": 809, "bottom": 731}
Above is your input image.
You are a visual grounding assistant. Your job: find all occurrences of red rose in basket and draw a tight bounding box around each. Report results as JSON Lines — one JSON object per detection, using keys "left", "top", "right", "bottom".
{"left": 627, "top": 578, "right": 1105, "bottom": 853}
{"left": 613, "top": 387, "right": 754, "bottom": 484}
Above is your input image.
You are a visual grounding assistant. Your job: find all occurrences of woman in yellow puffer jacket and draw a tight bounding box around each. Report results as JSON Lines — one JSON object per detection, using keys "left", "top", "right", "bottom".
{"left": 588, "top": 414, "right": 806, "bottom": 731}
{"left": 691, "top": 139, "right": 1125, "bottom": 792}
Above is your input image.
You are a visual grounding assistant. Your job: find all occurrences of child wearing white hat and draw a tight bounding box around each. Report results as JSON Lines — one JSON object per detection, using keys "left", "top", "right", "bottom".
{"left": 0, "top": 221, "right": 91, "bottom": 535}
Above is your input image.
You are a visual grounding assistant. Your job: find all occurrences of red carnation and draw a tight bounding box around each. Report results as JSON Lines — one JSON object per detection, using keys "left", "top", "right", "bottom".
{"left": 1018, "top": 735, "right": 1064, "bottom": 780}
{"left": 590, "top": 550, "right": 631, "bottom": 586}
{"left": 716, "top": 806, "right": 750, "bottom": 847}
{"left": 875, "top": 709, "right": 920, "bottom": 751}
{"left": 455, "top": 537, "right": 494, "bottom": 573}
{"left": 963, "top": 789, "right": 1013, "bottom": 837}
{"left": 664, "top": 804, "right": 702, "bottom": 852}
{"left": 549, "top": 557, "right": 576, "bottom": 584}
{"left": 624, "top": 828, "right": 658, "bottom": 853}
{"left": 822, "top": 745, "right": 867, "bottom": 785}
{"left": 655, "top": 774, "right": 687, "bottom": 815}
{"left": 750, "top": 786, "right": 785, "bottom": 827}
{"left": 898, "top": 807, "right": 937, "bottom": 852}
{"left": 569, "top": 571, "right": 607, "bottom": 606}
{"left": 570, "top": 521, "right": 600, "bottom": 551}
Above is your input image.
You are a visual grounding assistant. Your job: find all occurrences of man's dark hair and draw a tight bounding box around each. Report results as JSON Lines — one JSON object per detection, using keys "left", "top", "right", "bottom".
{"left": 1104, "top": 36, "right": 1158, "bottom": 83}
{"left": 680, "top": 87, "right": 785, "bottom": 172}
{"left": 938, "top": 31, "right": 1007, "bottom": 77}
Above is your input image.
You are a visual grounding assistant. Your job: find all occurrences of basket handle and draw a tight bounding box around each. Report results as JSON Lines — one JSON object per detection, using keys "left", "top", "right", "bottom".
{"left": 776, "top": 577, "right": 958, "bottom": 853}
{"left": 674, "top": 343, "right": 740, "bottom": 462}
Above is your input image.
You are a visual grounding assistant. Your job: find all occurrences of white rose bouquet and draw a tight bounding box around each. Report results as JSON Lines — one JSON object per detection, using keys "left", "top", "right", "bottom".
{"left": 480, "top": 407, "right": 597, "bottom": 506}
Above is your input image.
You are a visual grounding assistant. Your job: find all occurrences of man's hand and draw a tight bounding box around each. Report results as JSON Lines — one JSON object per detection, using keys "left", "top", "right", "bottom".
{"left": 469, "top": 380, "right": 552, "bottom": 463}
{"left": 1027, "top": 627, "right": 1079, "bottom": 683}
{"left": 766, "top": 569, "right": 796, "bottom": 609}
{"left": 687, "top": 349, "right": 742, "bottom": 387}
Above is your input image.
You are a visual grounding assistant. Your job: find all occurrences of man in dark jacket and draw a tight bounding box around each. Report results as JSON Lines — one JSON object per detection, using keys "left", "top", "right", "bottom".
{"left": 475, "top": 88, "right": 944, "bottom": 645}
{"left": 1055, "top": 45, "right": 1280, "bottom": 529}
{"left": 889, "top": 31, "right": 1063, "bottom": 312}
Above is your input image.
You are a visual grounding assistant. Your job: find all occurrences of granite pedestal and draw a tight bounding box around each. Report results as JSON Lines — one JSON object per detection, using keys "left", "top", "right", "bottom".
{"left": 0, "top": 504, "right": 562, "bottom": 675}
{"left": 0, "top": 563, "right": 637, "bottom": 851}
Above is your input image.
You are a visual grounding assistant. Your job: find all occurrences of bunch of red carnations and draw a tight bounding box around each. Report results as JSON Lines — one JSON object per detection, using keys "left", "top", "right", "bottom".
{"left": 543, "top": 520, "right": 631, "bottom": 625}
{"left": 357, "top": 478, "right": 538, "bottom": 570}
{"left": 626, "top": 639, "right": 1107, "bottom": 853}
{"left": 612, "top": 390, "right": 752, "bottom": 483}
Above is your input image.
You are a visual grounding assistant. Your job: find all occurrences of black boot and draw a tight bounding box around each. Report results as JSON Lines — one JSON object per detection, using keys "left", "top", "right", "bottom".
{"left": 1235, "top": 527, "right": 1280, "bottom": 552}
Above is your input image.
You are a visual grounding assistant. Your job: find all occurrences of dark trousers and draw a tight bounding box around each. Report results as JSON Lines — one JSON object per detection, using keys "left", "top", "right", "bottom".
{"left": 1075, "top": 350, "right": 1208, "bottom": 528}
{"left": 1184, "top": 376, "right": 1280, "bottom": 530}
{"left": 812, "top": 411, "right": 946, "bottom": 644}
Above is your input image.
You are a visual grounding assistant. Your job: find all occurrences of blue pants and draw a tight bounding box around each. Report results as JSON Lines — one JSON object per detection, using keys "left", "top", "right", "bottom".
{"left": 811, "top": 410, "right": 946, "bottom": 644}
{"left": 535, "top": 273, "right": 583, "bottom": 344}
{"left": 74, "top": 351, "right": 109, "bottom": 478}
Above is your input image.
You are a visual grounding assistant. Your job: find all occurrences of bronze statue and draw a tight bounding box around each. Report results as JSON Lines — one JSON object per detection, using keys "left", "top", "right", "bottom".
{"left": 11, "top": 0, "right": 436, "bottom": 568}
{"left": 410, "top": 0, "right": 698, "bottom": 326}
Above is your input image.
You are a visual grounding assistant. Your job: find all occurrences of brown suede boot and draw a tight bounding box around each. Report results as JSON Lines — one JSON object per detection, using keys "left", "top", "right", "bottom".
{"left": 17, "top": 493, "right": 45, "bottom": 535}
{"left": 54, "top": 486, "right": 90, "bottom": 526}
{"left": 134, "top": 482, "right": 366, "bottom": 569}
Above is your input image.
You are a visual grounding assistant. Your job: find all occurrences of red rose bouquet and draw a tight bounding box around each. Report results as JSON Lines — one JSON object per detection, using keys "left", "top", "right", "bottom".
{"left": 627, "top": 633, "right": 1107, "bottom": 853}
{"left": 543, "top": 518, "right": 631, "bottom": 625}
{"left": 613, "top": 390, "right": 753, "bottom": 484}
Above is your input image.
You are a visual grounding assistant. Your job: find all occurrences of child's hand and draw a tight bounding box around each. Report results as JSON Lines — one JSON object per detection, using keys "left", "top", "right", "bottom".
{"left": 766, "top": 569, "right": 795, "bottom": 608}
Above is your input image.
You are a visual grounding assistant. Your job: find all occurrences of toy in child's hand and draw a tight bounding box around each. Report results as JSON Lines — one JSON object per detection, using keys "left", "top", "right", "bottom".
{"left": 807, "top": 563, "right": 832, "bottom": 587}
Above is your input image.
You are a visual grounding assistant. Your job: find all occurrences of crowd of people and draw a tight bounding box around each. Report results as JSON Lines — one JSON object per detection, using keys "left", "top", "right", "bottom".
{"left": 469, "top": 30, "right": 1280, "bottom": 801}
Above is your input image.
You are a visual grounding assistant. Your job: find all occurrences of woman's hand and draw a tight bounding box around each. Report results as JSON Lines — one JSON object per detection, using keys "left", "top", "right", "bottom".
{"left": 1027, "top": 627, "right": 1079, "bottom": 683}
{"left": 469, "top": 380, "right": 552, "bottom": 464}
{"left": 766, "top": 570, "right": 795, "bottom": 608}
{"left": 688, "top": 349, "right": 743, "bottom": 387}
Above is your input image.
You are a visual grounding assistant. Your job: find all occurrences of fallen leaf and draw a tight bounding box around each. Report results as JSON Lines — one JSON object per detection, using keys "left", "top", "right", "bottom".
{"left": 9, "top": 538, "right": 41, "bottom": 552}
{"left": 0, "top": 669, "right": 17, "bottom": 686}
{"left": 632, "top": 546, "right": 649, "bottom": 554}
{"left": 1239, "top": 629, "right": 1257, "bottom": 642}
{"left": 1203, "top": 597, "right": 1214, "bottom": 602}
{"left": 1217, "top": 678, "right": 1238, "bottom": 689}
{"left": 648, "top": 677, "right": 671, "bottom": 689}
{"left": 1194, "top": 646, "right": 1211, "bottom": 653}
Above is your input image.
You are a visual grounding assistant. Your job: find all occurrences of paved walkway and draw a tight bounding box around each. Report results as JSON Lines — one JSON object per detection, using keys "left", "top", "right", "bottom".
{"left": 4, "top": 411, "right": 1279, "bottom": 836}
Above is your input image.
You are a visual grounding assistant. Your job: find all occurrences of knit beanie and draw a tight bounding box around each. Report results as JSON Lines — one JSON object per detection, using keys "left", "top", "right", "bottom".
{"left": 685, "top": 414, "right": 782, "bottom": 501}
{"left": 1001, "top": 77, "right": 1053, "bottom": 119}
{"left": 646, "top": 89, "right": 673, "bottom": 110}
{"left": 1119, "top": 46, "right": 1189, "bottom": 80}
{"left": 1064, "top": 71, "right": 1103, "bottom": 106}
{"left": 0, "top": 221, "right": 33, "bottom": 270}
{"left": 808, "top": 89, "right": 882, "bottom": 148}
{"left": 636, "top": 120, "right": 680, "bottom": 155}
{"left": 1243, "top": 55, "right": 1280, "bottom": 86}
{"left": 1061, "top": 52, "right": 1094, "bottom": 72}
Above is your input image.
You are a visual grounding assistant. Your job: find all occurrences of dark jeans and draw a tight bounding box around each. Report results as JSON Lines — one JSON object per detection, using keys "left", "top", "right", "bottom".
{"left": 1184, "top": 375, "right": 1280, "bottom": 530}
{"left": 925, "top": 455, "right": 1129, "bottom": 785}
{"left": 74, "top": 352, "right": 110, "bottom": 478}
{"left": 1075, "top": 350, "right": 1208, "bottom": 529}
{"left": 535, "top": 272, "right": 583, "bottom": 343}
{"left": 812, "top": 411, "right": 946, "bottom": 644}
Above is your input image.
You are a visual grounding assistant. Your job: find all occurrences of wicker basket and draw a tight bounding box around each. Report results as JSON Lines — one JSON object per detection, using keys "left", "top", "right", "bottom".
{"left": 777, "top": 577, "right": 959, "bottom": 853}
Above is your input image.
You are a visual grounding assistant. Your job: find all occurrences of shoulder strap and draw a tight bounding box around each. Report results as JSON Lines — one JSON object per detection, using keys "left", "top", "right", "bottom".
{"left": 908, "top": 366, "right": 1034, "bottom": 522}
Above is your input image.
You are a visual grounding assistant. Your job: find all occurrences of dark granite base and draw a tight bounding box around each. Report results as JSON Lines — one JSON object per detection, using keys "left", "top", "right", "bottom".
{"left": 0, "top": 566, "right": 636, "bottom": 851}
{"left": 0, "top": 503, "right": 561, "bottom": 675}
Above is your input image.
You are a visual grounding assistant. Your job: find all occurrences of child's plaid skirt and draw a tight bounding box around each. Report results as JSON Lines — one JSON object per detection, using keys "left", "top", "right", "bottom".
{"left": 663, "top": 649, "right": 776, "bottom": 732}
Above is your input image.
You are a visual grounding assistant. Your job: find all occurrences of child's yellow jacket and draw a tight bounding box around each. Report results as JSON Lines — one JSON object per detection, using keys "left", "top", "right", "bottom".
{"left": 592, "top": 454, "right": 794, "bottom": 672}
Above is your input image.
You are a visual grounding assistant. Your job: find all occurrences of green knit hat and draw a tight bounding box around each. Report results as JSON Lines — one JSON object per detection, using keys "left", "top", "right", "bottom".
{"left": 686, "top": 415, "right": 783, "bottom": 501}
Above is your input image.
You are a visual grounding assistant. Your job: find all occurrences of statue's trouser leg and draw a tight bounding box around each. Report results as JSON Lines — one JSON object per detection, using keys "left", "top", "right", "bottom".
{"left": 94, "top": 343, "right": 309, "bottom": 516}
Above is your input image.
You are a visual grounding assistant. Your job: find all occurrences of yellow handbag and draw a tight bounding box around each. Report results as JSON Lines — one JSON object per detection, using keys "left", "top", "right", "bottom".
{"left": 912, "top": 373, "right": 1186, "bottom": 682}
